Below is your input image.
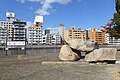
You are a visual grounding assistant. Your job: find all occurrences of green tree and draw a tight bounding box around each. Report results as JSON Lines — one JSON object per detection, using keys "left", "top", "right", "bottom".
{"left": 113, "top": 0, "right": 120, "bottom": 38}
{"left": 106, "top": 0, "right": 120, "bottom": 39}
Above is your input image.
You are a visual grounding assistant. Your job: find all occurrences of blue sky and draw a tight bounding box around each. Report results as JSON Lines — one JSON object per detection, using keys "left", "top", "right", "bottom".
{"left": 0, "top": 0, "right": 115, "bottom": 30}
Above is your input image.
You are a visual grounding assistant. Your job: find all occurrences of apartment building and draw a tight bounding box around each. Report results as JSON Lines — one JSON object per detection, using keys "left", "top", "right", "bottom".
{"left": 12, "top": 21, "right": 26, "bottom": 41}
{"left": 28, "top": 24, "right": 42, "bottom": 44}
{"left": 0, "top": 12, "right": 27, "bottom": 44}
{"left": 28, "top": 15, "right": 43, "bottom": 44}
{"left": 64, "top": 26, "right": 86, "bottom": 41}
{"left": 0, "top": 26, "right": 7, "bottom": 44}
{"left": 89, "top": 28, "right": 105, "bottom": 44}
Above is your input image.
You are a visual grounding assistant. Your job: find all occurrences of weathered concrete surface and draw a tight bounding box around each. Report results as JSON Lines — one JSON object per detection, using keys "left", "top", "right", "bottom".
{"left": 42, "top": 61, "right": 88, "bottom": 65}
{"left": 59, "top": 45, "right": 80, "bottom": 61}
{"left": 0, "top": 61, "right": 120, "bottom": 80}
{"left": 85, "top": 48, "right": 117, "bottom": 62}
{"left": 65, "top": 38, "right": 95, "bottom": 52}
{"left": 0, "top": 52, "right": 120, "bottom": 80}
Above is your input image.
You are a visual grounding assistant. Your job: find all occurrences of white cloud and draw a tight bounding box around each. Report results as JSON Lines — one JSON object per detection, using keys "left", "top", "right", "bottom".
{"left": 17, "top": 0, "right": 72, "bottom": 15}
{"left": 17, "top": 0, "right": 25, "bottom": 3}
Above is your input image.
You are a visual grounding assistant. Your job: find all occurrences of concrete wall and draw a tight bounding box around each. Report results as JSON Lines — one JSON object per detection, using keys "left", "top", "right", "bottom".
{"left": 0, "top": 47, "right": 61, "bottom": 55}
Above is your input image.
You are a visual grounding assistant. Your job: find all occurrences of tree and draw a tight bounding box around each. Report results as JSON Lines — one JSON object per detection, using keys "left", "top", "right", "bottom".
{"left": 112, "top": 0, "right": 120, "bottom": 38}
{"left": 106, "top": 0, "right": 120, "bottom": 39}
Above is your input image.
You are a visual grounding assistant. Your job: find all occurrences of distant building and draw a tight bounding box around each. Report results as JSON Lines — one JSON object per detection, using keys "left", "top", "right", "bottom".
{"left": 88, "top": 28, "right": 105, "bottom": 44}
{"left": 12, "top": 21, "right": 26, "bottom": 41}
{"left": 45, "top": 29, "right": 50, "bottom": 35}
{"left": 105, "top": 33, "right": 120, "bottom": 44}
{"left": 46, "top": 34, "right": 52, "bottom": 44}
{"left": 0, "top": 21, "right": 13, "bottom": 44}
{"left": 28, "top": 15, "right": 43, "bottom": 44}
{"left": 0, "top": 26, "right": 7, "bottom": 44}
{"left": 52, "top": 34, "right": 61, "bottom": 44}
{"left": 64, "top": 26, "right": 86, "bottom": 41}
{"left": 42, "top": 35, "right": 47, "bottom": 44}
{"left": 0, "top": 12, "right": 26, "bottom": 45}
{"left": 58, "top": 24, "right": 65, "bottom": 39}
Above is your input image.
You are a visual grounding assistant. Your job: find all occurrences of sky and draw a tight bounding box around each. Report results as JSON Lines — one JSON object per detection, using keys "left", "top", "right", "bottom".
{"left": 0, "top": 0, "right": 116, "bottom": 30}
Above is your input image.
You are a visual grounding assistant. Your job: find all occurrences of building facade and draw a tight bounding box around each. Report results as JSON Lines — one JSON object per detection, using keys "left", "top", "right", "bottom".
{"left": 0, "top": 25, "right": 7, "bottom": 44}
{"left": 64, "top": 26, "right": 86, "bottom": 41}
{"left": 12, "top": 21, "right": 26, "bottom": 41}
{"left": 28, "top": 16, "right": 43, "bottom": 44}
{"left": 88, "top": 28, "right": 105, "bottom": 44}
{"left": 0, "top": 12, "right": 27, "bottom": 45}
{"left": 58, "top": 24, "right": 65, "bottom": 39}
{"left": 105, "top": 33, "right": 120, "bottom": 44}
{"left": 52, "top": 34, "right": 61, "bottom": 44}
{"left": 45, "top": 29, "right": 50, "bottom": 35}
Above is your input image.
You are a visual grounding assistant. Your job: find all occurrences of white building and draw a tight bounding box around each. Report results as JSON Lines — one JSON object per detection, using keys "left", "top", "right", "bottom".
{"left": 0, "top": 12, "right": 27, "bottom": 48}
{"left": 28, "top": 15, "right": 43, "bottom": 44}
{"left": 42, "top": 35, "right": 47, "bottom": 44}
{"left": 0, "top": 26, "right": 7, "bottom": 44}
{"left": 52, "top": 34, "right": 61, "bottom": 44}
{"left": 105, "top": 33, "right": 120, "bottom": 44}
{"left": 0, "top": 12, "right": 19, "bottom": 44}
{"left": 58, "top": 24, "right": 65, "bottom": 39}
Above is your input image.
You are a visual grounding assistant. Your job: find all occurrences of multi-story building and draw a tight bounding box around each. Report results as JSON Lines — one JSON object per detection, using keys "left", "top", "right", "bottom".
{"left": 64, "top": 26, "right": 86, "bottom": 41}
{"left": 105, "top": 33, "right": 120, "bottom": 44}
{"left": 45, "top": 29, "right": 50, "bottom": 35}
{"left": 0, "top": 26, "right": 7, "bottom": 44}
{"left": 52, "top": 34, "right": 61, "bottom": 44}
{"left": 0, "top": 21, "right": 13, "bottom": 42}
{"left": 28, "top": 15, "right": 43, "bottom": 44}
{"left": 46, "top": 34, "right": 52, "bottom": 44}
{"left": 42, "top": 35, "right": 47, "bottom": 44}
{"left": 88, "top": 28, "right": 105, "bottom": 44}
{"left": 0, "top": 12, "right": 27, "bottom": 44}
{"left": 58, "top": 24, "right": 65, "bottom": 39}
{"left": 12, "top": 21, "right": 26, "bottom": 41}
{"left": 0, "top": 12, "right": 27, "bottom": 52}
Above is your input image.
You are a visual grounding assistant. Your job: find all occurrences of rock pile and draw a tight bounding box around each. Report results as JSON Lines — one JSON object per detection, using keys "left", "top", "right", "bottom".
{"left": 59, "top": 38, "right": 117, "bottom": 62}
{"left": 59, "top": 39, "right": 95, "bottom": 61}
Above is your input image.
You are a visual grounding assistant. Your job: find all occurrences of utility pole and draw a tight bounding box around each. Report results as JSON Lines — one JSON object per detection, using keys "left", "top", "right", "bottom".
{"left": 5, "top": 26, "right": 8, "bottom": 55}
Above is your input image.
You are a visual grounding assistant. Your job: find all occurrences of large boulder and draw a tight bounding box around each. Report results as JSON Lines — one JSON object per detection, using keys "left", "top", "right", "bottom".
{"left": 65, "top": 38, "right": 95, "bottom": 52}
{"left": 85, "top": 48, "right": 117, "bottom": 62}
{"left": 59, "top": 45, "right": 81, "bottom": 61}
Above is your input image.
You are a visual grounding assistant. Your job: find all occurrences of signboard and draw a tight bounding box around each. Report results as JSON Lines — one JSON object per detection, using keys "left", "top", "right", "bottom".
{"left": 6, "top": 12, "right": 15, "bottom": 18}
{"left": 7, "top": 41, "right": 25, "bottom": 46}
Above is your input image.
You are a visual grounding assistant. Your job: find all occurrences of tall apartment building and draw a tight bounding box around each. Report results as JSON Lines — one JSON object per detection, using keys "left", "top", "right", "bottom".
{"left": 28, "top": 15, "right": 43, "bottom": 44}
{"left": 58, "top": 24, "right": 65, "bottom": 39}
{"left": 88, "top": 28, "right": 105, "bottom": 44}
{"left": 64, "top": 26, "right": 86, "bottom": 41}
{"left": 0, "top": 21, "right": 13, "bottom": 44}
{"left": 0, "top": 26, "right": 7, "bottom": 44}
{"left": 0, "top": 12, "right": 26, "bottom": 45}
{"left": 12, "top": 21, "right": 26, "bottom": 41}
